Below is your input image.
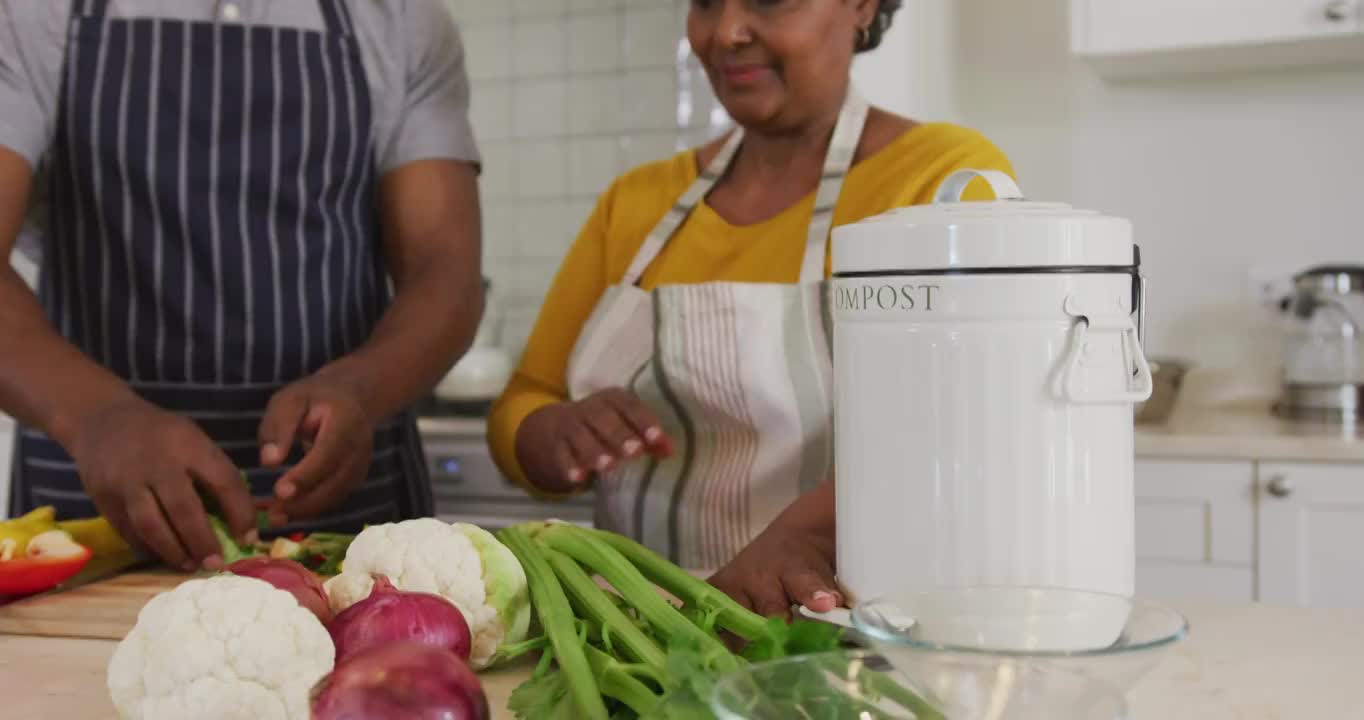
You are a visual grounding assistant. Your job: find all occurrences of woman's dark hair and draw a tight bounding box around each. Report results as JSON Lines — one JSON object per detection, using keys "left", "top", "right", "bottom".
{"left": 857, "top": 0, "right": 903, "bottom": 53}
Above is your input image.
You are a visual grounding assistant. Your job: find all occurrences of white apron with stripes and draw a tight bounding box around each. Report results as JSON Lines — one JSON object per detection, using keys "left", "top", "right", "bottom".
{"left": 566, "top": 94, "right": 869, "bottom": 570}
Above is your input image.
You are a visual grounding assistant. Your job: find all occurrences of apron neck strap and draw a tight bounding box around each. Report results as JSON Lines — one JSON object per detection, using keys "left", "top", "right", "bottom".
{"left": 799, "top": 91, "right": 868, "bottom": 282}
{"left": 623, "top": 90, "right": 870, "bottom": 287}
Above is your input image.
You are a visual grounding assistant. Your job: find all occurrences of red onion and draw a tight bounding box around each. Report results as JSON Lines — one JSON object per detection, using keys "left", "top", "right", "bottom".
{"left": 327, "top": 574, "right": 472, "bottom": 664}
{"left": 225, "top": 557, "right": 331, "bottom": 623}
{"left": 310, "top": 641, "right": 489, "bottom": 720}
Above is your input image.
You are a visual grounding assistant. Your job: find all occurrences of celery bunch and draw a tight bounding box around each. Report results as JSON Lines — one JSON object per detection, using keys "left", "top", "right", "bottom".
{"left": 497, "top": 521, "right": 929, "bottom": 720}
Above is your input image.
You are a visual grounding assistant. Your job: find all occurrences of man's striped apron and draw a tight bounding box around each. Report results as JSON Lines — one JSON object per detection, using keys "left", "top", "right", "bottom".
{"left": 566, "top": 93, "right": 869, "bottom": 570}
{"left": 8, "top": 0, "right": 432, "bottom": 533}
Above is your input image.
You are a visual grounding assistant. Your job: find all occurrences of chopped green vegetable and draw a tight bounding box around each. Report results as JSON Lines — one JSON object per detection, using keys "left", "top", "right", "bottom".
{"left": 499, "top": 525, "right": 610, "bottom": 720}
{"left": 208, "top": 516, "right": 257, "bottom": 563}
{"left": 284, "top": 532, "right": 354, "bottom": 575}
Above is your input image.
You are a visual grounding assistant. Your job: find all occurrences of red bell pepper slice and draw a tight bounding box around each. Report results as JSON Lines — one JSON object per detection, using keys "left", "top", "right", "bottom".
{"left": 0, "top": 546, "right": 94, "bottom": 596}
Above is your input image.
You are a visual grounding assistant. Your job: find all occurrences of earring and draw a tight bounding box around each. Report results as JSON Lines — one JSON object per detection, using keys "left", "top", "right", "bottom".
{"left": 856, "top": 24, "right": 871, "bottom": 50}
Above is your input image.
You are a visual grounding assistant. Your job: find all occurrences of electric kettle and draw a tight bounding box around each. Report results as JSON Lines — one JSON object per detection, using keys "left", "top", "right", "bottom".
{"left": 1277, "top": 264, "right": 1364, "bottom": 421}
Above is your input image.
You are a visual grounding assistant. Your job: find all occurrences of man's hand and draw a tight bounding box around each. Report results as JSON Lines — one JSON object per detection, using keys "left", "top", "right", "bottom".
{"left": 257, "top": 374, "right": 374, "bottom": 526}
{"left": 71, "top": 398, "right": 257, "bottom": 571}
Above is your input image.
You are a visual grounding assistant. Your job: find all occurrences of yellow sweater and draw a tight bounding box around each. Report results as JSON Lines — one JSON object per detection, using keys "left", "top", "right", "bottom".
{"left": 488, "top": 122, "right": 1014, "bottom": 488}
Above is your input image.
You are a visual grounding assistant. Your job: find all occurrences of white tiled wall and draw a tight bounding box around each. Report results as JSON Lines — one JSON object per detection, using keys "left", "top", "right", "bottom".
{"left": 447, "top": 0, "right": 723, "bottom": 358}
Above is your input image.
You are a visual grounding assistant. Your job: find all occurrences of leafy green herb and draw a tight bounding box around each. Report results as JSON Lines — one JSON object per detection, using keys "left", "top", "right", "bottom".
{"left": 637, "top": 632, "right": 735, "bottom": 720}
{"left": 508, "top": 668, "right": 578, "bottom": 720}
{"left": 741, "top": 617, "right": 845, "bottom": 663}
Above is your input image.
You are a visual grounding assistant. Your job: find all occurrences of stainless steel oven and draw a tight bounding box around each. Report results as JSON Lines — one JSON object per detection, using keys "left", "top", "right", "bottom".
{"left": 418, "top": 416, "right": 593, "bottom": 531}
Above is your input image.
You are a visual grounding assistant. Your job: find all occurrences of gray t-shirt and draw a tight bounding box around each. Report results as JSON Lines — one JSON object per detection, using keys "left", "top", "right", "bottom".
{"left": 0, "top": 0, "right": 480, "bottom": 260}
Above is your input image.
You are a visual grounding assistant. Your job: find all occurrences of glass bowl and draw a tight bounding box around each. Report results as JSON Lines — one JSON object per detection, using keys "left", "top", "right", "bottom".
{"left": 710, "top": 649, "right": 1129, "bottom": 720}
{"left": 850, "top": 586, "right": 1189, "bottom": 691}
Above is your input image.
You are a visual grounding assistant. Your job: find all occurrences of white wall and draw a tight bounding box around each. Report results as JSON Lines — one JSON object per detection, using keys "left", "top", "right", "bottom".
{"left": 853, "top": 0, "right": 962, "bottom": 123}
{"left": 450, "top": 0, "right": 714, "bottom": 358}
{"left": 953, "top": 0, "right": 1364, "bottom": 372}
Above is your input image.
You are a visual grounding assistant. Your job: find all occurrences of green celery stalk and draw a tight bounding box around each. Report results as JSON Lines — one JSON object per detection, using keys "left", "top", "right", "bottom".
{"left": 487, "top": 634, "right": 549, "bottom": 670}
{"left": 584, "top": 644, "right": 663, "bottom": 717}
{"left": 544, "top": 546, "right": 668, "bottom": 673}
{"left": 588, "top": 527, "right": 768, "bottom": 641}
{"left": 498, "top": 526, "right": 610, "bottom": 720}
{"left": 812, "top": 654, "right": 946, "bottom": 720}
{"left": 527, "top": 522, "right": 741, "bottom": 673}
{"left": 860, "top": 666, "right": 947, "bottom": 720}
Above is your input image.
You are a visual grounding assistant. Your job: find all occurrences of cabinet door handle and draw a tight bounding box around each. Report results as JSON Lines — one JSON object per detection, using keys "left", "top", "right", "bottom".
{"left": 1267, "top": 476, "right": 1294, "bottom": 498}
{"left": 1325, "top": 1, "right": 1354, "bottom": 22}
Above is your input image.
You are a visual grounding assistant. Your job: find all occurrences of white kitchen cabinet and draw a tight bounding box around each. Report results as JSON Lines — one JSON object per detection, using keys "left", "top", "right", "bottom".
{"left": 1071, "top": 0, "right": 1364, "bottom": 78}
{"left": 1258, "top": 461, "right": 1364, "bottom": 608}
{"left": 1134, "top": 459, "right": 1257, "bottom": 602}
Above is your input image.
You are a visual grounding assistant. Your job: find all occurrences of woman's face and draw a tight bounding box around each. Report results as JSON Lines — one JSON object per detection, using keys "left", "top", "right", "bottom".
{"left": 688, "top": 0, "right": 876, "bottom": 133}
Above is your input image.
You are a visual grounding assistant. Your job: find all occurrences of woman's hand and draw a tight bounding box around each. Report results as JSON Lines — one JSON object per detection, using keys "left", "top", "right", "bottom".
{"left": 257, "top": 373, "right": 375, "bottom": 527}
{"left": 707, "top": 519, "right": 842, "bottom": 619}
{"left": 708, "top": 478, "right": 841, "bottom": 617}
{"left": 71, "top": 398, "right": 257, "bottom": 571}
{"left": 516, "top": 388, "right": 673, "bottom": 493}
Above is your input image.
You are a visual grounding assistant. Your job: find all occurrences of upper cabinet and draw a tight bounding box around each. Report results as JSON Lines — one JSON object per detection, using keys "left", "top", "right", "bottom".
{"left": 1071, "top": 0, "right": 1364, "bottom": 78}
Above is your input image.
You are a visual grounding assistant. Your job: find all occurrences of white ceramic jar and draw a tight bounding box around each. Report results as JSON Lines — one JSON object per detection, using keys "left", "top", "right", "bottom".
{"left": 830, "top": 170, "right": 1152, "bottom": 606}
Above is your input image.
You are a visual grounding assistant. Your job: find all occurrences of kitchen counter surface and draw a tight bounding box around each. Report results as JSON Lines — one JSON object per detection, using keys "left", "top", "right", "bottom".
{"left": 5, "top": 599, "right": 1363, "bottom": 719}
{"left": 1136, "top": 368, "right": 1364, "bottom": 463}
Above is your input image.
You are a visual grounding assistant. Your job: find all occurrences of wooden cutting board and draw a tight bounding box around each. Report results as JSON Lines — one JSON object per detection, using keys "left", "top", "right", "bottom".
{"left": 0, "top": 571, "right": 186, "bottom": 640}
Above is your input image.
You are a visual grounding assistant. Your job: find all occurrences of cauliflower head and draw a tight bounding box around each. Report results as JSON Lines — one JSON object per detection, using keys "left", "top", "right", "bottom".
{"left": 107, "top": 575, "right": 334, "bottom": 720}
{"left": 322, "top": 518, "right": 530, "bottom": 669}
